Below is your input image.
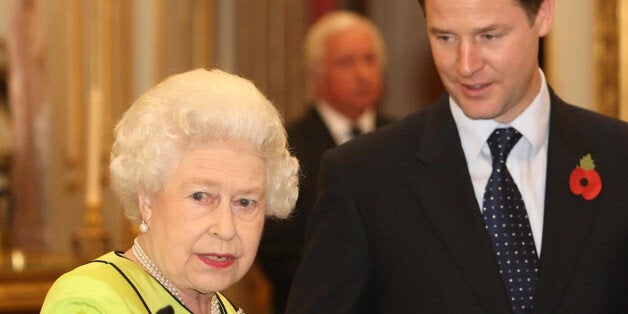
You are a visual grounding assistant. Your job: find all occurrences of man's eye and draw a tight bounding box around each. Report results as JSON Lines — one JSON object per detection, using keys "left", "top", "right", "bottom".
{"left": 436, "top": 35, "right": 452, "bottom": 42}
{"left": 482, "top": 33, "right": 502, "bottom": 41}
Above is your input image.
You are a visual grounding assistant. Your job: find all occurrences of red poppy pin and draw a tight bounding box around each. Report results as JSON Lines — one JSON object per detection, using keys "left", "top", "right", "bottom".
{"left": 569, "top": 154, "right": 602, "bottom": 200}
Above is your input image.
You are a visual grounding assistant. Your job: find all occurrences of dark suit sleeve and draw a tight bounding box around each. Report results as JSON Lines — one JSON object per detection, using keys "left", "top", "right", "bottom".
{"left": 286, "top": 148, "right": 372, "bottom": 313}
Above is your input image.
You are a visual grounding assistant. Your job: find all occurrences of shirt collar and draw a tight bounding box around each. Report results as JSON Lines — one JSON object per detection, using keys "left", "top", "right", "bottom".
{"left": 316, "top": 101, "right": 376, "bottom": 144}
{"left": 450, "top": 68, "right": 551, "bottom": 164}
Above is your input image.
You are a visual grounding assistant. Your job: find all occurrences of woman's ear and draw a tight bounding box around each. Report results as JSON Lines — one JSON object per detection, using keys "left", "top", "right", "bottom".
{"left": 138, "top": 191, "right": 153, "bottom": 223}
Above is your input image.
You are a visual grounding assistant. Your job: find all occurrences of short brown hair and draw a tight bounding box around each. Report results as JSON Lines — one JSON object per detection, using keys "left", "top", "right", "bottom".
{"left": 417, "top": 0, "right": 543, "bottom": 24}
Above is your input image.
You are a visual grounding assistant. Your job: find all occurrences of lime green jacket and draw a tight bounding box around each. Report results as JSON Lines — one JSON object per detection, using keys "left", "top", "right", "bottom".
{"left": 41, "top": 251, "right": 240, "bottom": 313}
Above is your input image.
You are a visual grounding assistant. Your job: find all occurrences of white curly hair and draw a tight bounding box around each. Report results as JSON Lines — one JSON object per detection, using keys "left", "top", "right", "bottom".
{"left": 110, "top": 68, "right": 299, "bottom": 222}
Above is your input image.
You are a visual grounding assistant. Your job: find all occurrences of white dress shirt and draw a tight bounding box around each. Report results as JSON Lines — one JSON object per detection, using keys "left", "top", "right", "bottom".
{"left": 450, "top": 69, "right": 550, "bottom": 256}
{"left": 315, "top": 101, "right": 376, "bottom": 145}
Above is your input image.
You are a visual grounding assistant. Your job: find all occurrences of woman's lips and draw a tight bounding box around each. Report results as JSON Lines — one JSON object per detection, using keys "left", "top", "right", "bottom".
{"left": 198, "top": 253, "right": 235, "bottom": 269}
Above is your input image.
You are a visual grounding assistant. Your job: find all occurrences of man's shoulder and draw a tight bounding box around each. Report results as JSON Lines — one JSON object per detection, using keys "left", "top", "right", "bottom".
{"left": 330, "top": 99, "right": 451, "bottom": 160}
{"left": 552, "top": 100, "right": 628, "bottom": 138}
{"left": 287, "top": 107, "right": 326, "bottom": 135}
{"left": 363, "top": 98, "right": 451, "bottom": 142}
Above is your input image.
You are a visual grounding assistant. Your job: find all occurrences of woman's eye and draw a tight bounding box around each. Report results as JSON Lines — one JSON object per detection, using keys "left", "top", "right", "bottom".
{"left": 191, "top": 192, "right": 208, "bottom": 202}
{"left": 236, "top": 198, "right": 253, "bottom": 208}
{"left": 233, "top": 198, "right": 261, "bottom": 216}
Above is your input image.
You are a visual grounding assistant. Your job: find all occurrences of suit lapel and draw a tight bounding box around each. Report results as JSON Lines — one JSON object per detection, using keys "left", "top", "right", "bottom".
{"left": 534, "top": 93, "right": 598, "bottom": 312}
{"left": 303, "top": 107, "right": 337, "bottom": 150}
{"left": 402, "top": 96, "right": 511, "bottom": 313}
{"left": 375, "top": 114, "right": 393, "bottom": 128}
{"left": 400, "top": 91, "right": 599, "bottom": 312}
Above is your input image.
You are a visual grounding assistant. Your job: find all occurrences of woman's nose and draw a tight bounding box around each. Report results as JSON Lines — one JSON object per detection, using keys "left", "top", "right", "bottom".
{"left": 209, "top": 202, "right": 237, "bottom": 240}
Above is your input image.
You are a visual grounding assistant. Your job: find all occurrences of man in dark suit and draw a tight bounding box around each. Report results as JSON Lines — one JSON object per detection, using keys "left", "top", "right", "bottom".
{"left": 257, "top": 10, "right": 392, "bottom": 313}
{"left": 286, "top": 0, "right": 628, "bottom": 313}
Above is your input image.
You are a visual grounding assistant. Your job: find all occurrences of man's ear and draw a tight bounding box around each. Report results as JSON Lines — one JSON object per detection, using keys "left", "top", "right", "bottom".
{"left": 138, "top": 191, "right": 153, "bottom": 223}
{"left": 536, "top": 0, "right": 555, "bottom": 37}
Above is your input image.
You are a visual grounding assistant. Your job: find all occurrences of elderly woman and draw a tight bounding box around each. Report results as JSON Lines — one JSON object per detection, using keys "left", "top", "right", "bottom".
{"left": 42, "top": 69, "right": 299, "bottom": 313}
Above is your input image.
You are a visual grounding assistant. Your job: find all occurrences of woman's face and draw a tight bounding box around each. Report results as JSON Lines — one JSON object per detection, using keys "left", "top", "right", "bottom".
{"left": 140, "top": 141, "right": 266, "bottom": 297}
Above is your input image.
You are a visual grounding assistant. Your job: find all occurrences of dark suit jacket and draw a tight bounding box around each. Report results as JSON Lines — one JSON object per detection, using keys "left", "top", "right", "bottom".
{"left": 257, "top": 106, "right": 392, "bottom": 313}
{"left": 286, "top": 92, "right": 628, "bottom": 313}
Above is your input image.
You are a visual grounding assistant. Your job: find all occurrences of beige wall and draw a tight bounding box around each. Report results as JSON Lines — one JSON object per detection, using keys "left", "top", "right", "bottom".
{"left": 545, "top": 0, "right": 594, "bottom": 109}
{"left": 0, "top": 1, "right": 626, "bottom": 257}
{"left": 2, "top": 0, "right": 307, "bottom": 256}
{"left": 546, "top": 0, "right": 627, "bottom": 121}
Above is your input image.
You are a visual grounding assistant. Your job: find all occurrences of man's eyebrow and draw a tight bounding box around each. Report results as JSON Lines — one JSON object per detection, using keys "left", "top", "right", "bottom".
{"left": 427, "top": 26, "right": 450, "bottom": 34}
{"left": 474, "top": 23, "right": 510, "bottom": 33}
{"left": 428, "top": 23, "right": 510, "bottom": 35}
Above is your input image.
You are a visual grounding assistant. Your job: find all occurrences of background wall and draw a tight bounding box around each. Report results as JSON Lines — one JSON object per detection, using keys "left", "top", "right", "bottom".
{"left": 545, "top": 0, "right": 594, "bottom": 109}
{"left": 369, "top": 0, "right": 444, "bottom": 119}
{"left": 0, "top": 0, "right": 624, "bottom": 257}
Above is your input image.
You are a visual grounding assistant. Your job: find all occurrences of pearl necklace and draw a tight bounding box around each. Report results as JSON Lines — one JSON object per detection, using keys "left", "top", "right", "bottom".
{"left": 132, "top": 237, "right": 243, "bottom": 314}
{"left": 132, "top": 237, "right": 186, "bottom": 304}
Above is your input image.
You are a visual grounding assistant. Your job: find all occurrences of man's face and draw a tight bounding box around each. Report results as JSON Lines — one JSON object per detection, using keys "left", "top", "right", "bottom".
{"left": 425, "top": 0, "right": 553, "bottom": 123}
{"left": 316, "top": 25, "right": 384, "bottom": 120}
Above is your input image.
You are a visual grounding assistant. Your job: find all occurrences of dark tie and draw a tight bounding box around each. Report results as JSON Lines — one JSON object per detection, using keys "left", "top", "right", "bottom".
{"left": 350, "top": 124, "right": 362, "bottom": 138}
{"left": 482, "top": 128, "right": 539, "bottom": 313}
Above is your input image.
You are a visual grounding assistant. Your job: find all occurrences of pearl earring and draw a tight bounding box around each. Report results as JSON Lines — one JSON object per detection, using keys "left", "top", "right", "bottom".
{"left": 139, "top": 221, "right": 149, "bottom": 234}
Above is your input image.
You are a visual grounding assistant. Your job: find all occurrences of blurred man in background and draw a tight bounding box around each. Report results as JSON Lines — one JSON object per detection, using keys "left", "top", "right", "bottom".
{"left": 257, "top": 10, "right": 392, "bottom": 313}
